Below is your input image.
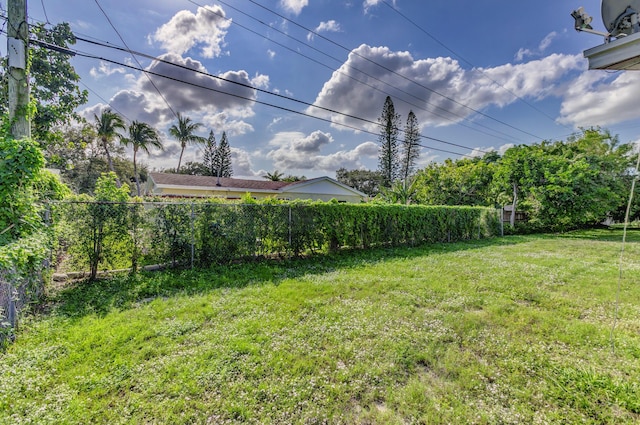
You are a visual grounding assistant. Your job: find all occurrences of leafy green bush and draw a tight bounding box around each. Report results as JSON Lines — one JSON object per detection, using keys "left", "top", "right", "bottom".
{"left": 0, "top": 137, "right": 45, "bottom": 244}
{"left": 0, "top": 134, "right": 69, "bottom": 345}
{"left": 57, "top": 173, "right": 132, "bottom": 280}
{"left": 52, "top": 197, "right": 501, "bottom": 272}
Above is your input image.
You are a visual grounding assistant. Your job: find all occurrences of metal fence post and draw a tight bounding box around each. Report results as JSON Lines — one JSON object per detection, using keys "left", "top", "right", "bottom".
{"left": 288, "top": 205, "right": 292, "bottom": 248}
{"left": 44, "top": 202, "right": 52, "bottom": 269}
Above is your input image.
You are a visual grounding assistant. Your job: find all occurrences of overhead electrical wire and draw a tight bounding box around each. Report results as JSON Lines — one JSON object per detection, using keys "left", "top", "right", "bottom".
{"left": 3, "top": 9, "right": 521, "bottom": 152}
{"left": 92, "top": 0, "right": 178, "bottom": 121}
{"left": 71, "top": 33, "right": 487, "bottom": 155}
{"left": 78, "top": 79, "right": 133, "bottom": 124}
{"left": 378, "top": 0, "right": 574, "bottom": 132}
{"left": 1, "top": 11, "right": 496, "bottom": 154}
{"left": 29, "top": 37, "right": 472, "bottom": 158}
{"left": 2, "top": 9, "right": 519, "bottom": 158}
{"left": 245, "top": 0, "right": 544, "bottom": 141}
{"left": 187, "top": 0, "right": 522, "bottom": 145}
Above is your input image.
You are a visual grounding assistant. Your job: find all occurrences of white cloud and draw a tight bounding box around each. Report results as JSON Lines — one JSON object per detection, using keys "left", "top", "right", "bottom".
{"left": 280, "top": 0, "right": 308, "bottom": 15}
{"left": 308, "top": 20, "right": 341, "bottom": 41}
{"left": 468, "top": 143, "right": 514, "bottom": 158}
{"left": 232, "top": 148, "right": 260, "bottom": 177}
{"left": 151, "top": 5, "right": 231, "bottom": 58}
{"left": 80, "top": 54, "right": 262, "bottom": 152}
{"left": 265, "top": 131, "right": 377, "bottom": 172}
{"left": 251, "top": 73, "right": 270, "bottom": 89}
{"left": 138, "top": 53, "right": 259, "bottom": 119}
{"left": 558, "top": 70, "right": 640, "bottom": 127}
{"left": 267, "top": 49, "right": 276, "bottom": 59}
{"left": 203, "top": 112, "right": 254, "bottom": 136}
{"left": 364, "top": 0, "right": 394, "bottom": 14}
{"left": 89, "top": 61, "right": 126, "bottom": 79}
{"left": 308, "top": 44, "right": 582, "bottom": 132}
{"left": 515, "top": 32, "right": 557, "bottom": 62}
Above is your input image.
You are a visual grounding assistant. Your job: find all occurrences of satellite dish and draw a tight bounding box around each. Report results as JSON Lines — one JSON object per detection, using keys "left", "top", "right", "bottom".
{"left": 602, "top": 0, "right": 640, "bottom": 37}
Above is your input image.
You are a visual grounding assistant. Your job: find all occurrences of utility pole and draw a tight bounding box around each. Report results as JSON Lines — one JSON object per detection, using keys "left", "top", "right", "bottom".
{"left": 7, "top": 0, "right": 30, "bottom": 139}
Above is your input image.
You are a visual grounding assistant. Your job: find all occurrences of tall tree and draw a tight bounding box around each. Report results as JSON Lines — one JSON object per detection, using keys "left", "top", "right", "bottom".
{"left": 377, "top": 96, "right": 401, "bottom": 188}
{"left": 0, "top": 23, "right": 88, "bottom": 143}
{"left": 169, "top": 113, "right": 205, "bottom": 172}
{"left": 94, "top": 109, "right": 126, "bottom": 186}
{"left": 120, "top": 121, "right": 163, "bottom": 196}
{"left": 202, "top": 131, "right": 217, "bottom": 176}
{"left": 401, "top": 110, "right": 420, "bottom": 188}
{"left": 215, "top": 131, "right": 233, "bottom": 178}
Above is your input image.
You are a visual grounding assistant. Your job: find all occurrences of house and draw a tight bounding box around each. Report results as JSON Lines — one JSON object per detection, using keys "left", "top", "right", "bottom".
{"left": 146, "top": 172, "right": 367, "bottom": 203}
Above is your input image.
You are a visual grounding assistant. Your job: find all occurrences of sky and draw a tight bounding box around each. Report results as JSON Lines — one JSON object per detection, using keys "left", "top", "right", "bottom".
{"left": 3, "top": 0, "right": 640, "bottom": 179}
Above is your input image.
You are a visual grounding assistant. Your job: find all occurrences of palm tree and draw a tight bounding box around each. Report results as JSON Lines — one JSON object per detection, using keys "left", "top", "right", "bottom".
{"left": 262, "top": 170, "right": 285, "bottom": 181}
{"left": 94, "top": 109, "right": 126, "bottom": 185}
{"left": 169, "top": 113, "right": 205, "bottom": 172}
{"left": 120, "top": 121, "right": 163, "bottom": 196}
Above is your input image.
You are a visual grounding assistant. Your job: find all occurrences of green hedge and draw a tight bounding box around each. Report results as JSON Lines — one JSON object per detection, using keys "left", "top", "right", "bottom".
{"left": 52, "top": 199, "right": 501, "bottom": 273}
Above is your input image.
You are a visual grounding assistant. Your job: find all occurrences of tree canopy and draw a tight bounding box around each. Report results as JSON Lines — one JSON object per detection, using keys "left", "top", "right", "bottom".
{"left": 0, "top": 23, "right": 88, "bottom": 143}
{"left": 412, "top": 128, "right": 638, "bottom": 231}
{"left": 377, "top": 96, "right": 401, "bottom": 188}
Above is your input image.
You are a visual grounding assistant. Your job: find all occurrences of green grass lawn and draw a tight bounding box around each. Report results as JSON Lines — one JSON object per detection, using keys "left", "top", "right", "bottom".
{"left": 2, "top": 230, "right": 640, "bottom": 424}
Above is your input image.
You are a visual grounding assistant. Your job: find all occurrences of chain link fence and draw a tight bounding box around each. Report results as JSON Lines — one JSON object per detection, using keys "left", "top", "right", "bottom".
{"left": 0, "top": 263, "right": 44, "bottom": 346}
{"left": 46, "top": 201, "right": 502, "bottom": 278}
{"left": 0, "top": 279, "right": 18, "bottom": 345}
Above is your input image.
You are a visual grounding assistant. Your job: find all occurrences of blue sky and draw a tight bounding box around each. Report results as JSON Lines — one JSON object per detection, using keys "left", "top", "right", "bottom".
{"left": 4, "top": 0, "right": 640, "bottom": 178}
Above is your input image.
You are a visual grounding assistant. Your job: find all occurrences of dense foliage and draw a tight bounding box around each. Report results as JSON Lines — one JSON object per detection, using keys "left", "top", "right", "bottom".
{"left": 50, "top": 124, "right": 137, "bottom": 195}
{"left": 335, "top": 168, "right": 384, "bottom": 197}
{"left": 414, "top": 129, "right": 638, "bottom": 231}
{"left": 53, "top": 197, "right": 500, "bottom": 275}
{"left": 58, "top": 173, "right": 133, "bottom": 280}
{"left": 0, "top": 131, "right": 69, "bottom": 342}
{"left": 0, "top": 23, "right": 88, "bottom": 144}
{"left": 0, "top": 137, "right": 46, "bottom": 243}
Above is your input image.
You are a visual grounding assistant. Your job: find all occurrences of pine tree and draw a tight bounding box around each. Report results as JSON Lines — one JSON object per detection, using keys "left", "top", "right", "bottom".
{"left": 202, "top": 130, "right": 217, "bottom": 177}
{"left": 377, "top": 96, "right": 401, "bottom": 188}
{"left": 216, "top": 131, "right": 233, "bottom": 178}
{"left": 401, "top": 110, "right": 420, "bottom": 188}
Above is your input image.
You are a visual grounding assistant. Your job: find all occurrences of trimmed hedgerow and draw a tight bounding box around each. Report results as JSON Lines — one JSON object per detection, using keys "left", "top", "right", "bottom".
{"left": 52, "top": 197, "right": 500, "bottom": 273}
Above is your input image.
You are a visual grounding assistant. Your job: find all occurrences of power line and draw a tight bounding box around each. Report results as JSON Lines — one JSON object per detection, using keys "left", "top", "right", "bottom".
{"left": 62, "top": 45, "right": 474, "bottom": 158}
{"left": 10, "top": 10, "right": 500, "bottom": 158}
{"left": 246, "top": 0, "right": 544, "bottom": 141}
{"left": 1, "top": 9, "right": 521, "bottom": 149}
{"left": 72, "top": 34, "right": 489, "bottom": 155}
{"left": 1, "top": 13, "right": 485, "bottom": 155}
{"left": 378, "top": 0, "right": 573, "bottom": 132}
{"left": 39, "top": 0, "right": 50, "bottom": 24}
{"left": 93, "top": 0, "right": 178, "bottom": 120}
{"left": 189, "top": 0, "right": 522, "bottom": 145}
{"left": 78, "top": 79, "right": 132, "bottom": 123}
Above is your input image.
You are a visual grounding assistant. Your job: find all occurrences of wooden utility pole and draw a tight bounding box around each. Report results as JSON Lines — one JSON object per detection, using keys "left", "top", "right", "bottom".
{"left": 7, "top": 0, "right": 30, "bottom": 139}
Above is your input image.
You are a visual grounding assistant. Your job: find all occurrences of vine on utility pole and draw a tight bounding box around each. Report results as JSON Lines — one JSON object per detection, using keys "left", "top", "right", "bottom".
{"left": 7, "top": 0, "right": 30, "bottom": 139}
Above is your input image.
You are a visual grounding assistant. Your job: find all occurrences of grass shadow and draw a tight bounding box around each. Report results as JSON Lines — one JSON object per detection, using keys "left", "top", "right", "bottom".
{"left": 42, "top": 234, "right": 546, "bottom": 320}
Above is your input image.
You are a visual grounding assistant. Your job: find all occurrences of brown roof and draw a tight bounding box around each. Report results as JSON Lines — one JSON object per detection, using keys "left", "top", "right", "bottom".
{"left": 149, "top": 172, "right": 294, "bottom": 191}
